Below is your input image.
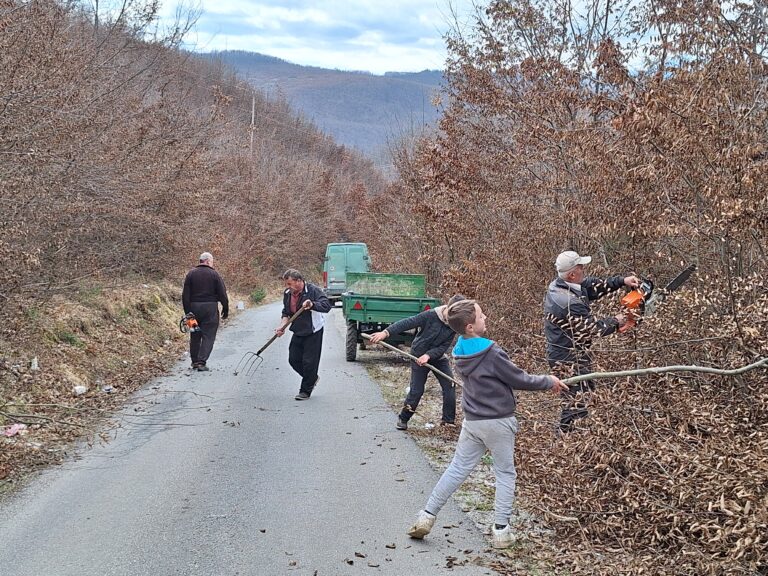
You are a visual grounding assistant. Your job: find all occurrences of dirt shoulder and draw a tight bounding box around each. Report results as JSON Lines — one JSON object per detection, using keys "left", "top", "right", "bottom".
{"left": 0, "top": 281, "right": 266, "bottom": 497}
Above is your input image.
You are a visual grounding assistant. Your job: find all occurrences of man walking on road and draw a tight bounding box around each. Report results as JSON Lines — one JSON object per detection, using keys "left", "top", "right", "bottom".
{"left": 543, "top": 250, "right": 639, "bottom": 430}
{"left": 182, "top": 252, "right": 229, "bottom": 371}
{"left": 275, "top": 269, "right": 332, "bottom": 400}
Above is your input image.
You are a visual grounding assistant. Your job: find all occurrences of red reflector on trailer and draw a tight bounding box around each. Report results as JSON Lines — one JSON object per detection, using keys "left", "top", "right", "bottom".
{"left": 423, "top": 304, "right": 431, "bottom": 310}
{"left": 353, "top": 301, "right": 363, "bottom": 310}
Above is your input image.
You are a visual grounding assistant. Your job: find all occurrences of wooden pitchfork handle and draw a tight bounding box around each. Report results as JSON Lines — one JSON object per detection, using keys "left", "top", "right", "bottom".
{"left": 257, "top": 306, "right": 307, "bottom": 355}
{"left": 360, "top": 333, "right": 461, "bottom": 387}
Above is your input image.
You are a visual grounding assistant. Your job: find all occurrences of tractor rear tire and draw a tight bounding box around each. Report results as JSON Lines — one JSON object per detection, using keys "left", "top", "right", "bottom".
{"left": 346, "top": 322, "right": 358, "bottom": 361}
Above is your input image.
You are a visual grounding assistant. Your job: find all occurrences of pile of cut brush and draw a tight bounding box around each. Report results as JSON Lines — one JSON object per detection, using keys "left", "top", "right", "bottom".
{"left": 517, "top": 362, "right": 767, "bottom": 576}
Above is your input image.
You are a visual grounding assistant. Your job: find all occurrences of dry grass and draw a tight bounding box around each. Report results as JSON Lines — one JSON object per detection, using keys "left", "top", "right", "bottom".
{"left": 0, "top": 281, "right": 248, "bottom": 495}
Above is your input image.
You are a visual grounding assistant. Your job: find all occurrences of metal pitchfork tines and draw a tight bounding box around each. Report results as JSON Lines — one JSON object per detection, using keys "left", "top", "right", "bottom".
{"left": 233, "top": 307, "right": 306, "bottom": 376}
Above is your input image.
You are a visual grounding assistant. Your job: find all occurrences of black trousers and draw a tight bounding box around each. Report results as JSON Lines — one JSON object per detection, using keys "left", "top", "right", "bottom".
{"left": 288, "top": 328, "right": 324, "bottom": 395}
{"left": 189, "top": 301, "right": 220, "bottom": 366}
{"left": 399, "top": 356, "right": 456, "bottom": 424}
{"left": 550, "top": 359, "right": 594, "bottom": 431}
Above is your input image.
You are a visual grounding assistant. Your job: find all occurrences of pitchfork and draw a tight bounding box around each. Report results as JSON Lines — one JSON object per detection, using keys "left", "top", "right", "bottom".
{"left": 233, "top": 307, "right": 306, "bottom": 376}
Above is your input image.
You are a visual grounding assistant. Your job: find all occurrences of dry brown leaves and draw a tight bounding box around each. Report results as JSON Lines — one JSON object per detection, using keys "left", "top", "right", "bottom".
{"left": 516, "top": 372, "right": 767, "bottom": 575}
{"left": 0, "top": 283, "right": 188, "bottom": 492}
{"left": 379, "top": 2, "right": 768, "bottom": 574}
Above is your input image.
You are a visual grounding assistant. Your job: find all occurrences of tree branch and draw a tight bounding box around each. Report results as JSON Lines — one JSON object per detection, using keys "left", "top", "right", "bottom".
{"left": 0, "top": 410, "right": 87, "bottom": 428}
{"left": 562, "top": 357, "right": 768, "bottom": 385}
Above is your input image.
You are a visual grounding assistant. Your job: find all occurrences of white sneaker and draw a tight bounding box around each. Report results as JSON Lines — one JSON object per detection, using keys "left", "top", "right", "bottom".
{"left": 491, "top": 524, "right": 515, "bottom": 548}
{"left": 407, "top": 510, "right": 436, "bottom": 539}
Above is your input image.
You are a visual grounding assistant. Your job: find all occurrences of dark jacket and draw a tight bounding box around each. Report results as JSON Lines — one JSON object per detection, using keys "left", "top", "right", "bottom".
{"left": 384, "top": 305, "right": 456, "bottom": 359}
{"left": 182, "top": 264, "right": 229, "bottom": 317}
{"left": 453, "top": 337, "right": 553, "bottom": 421}
{"left": 542, "top": 275, "right": 624, "bottom": 367}
{"left": 281, "top": 282, "right": 332, "bottom": 336}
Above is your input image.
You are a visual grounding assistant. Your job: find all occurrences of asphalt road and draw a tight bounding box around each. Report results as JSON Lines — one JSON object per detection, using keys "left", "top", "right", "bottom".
{"left": 0, "top": 302, "right": 494, "bottom": 576}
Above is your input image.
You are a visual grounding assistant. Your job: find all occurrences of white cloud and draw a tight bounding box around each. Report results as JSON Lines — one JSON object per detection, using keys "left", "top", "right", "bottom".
{"left": 161, "top": 0, "right": 478, "bottom": 74}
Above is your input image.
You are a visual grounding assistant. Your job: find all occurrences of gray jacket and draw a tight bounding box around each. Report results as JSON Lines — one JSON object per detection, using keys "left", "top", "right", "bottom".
{"left": 385, "top": 305, "right": 456, "bottom": 360}
{"left": 542, "top": 275, "right": 625, "bottom": 368}
{"left": 453, "top": 337, "right": 553, "bottom": 421}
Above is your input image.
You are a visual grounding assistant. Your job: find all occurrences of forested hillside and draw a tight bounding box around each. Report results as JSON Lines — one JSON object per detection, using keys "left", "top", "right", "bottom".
{"left": 210, "top": 51, "right": 443, "bottom": 159}
{"left": 0, "top": 5, "right": 392, "bottom": 295}
{"left": 0, "top": 0, "right": 401, "bottom": 482}
{"left": 387, "top": 1, "right": 768, "bottom": 574}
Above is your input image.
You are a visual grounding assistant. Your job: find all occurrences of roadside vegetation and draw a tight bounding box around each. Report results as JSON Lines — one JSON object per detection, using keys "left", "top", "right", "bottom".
{"left": 0, "top": 0, "right": 392, "bottom": 491}
{"left": 376, "top": 1, "right": 768, "bottom": 574}
{"left": 2, "top": 0, "right": 766, "bottom": 574}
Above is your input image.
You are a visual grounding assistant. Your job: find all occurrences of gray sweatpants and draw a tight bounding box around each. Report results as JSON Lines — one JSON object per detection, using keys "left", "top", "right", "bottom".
{"left": 425, "top": 416, "right": 518, "bottom": 526}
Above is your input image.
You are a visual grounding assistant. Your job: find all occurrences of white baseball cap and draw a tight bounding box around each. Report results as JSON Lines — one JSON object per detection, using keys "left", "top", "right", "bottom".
{"left": 555, "top": 250, "right": 592, "bottom": 273}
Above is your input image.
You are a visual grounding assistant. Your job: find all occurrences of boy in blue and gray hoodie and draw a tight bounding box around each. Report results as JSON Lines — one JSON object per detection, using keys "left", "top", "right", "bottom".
{"left": 406, "top": 299, "right": 567, "bottom": 548}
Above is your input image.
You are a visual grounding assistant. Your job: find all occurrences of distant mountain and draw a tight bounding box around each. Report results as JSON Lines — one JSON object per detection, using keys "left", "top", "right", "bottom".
{"left": 205, "top": 51, "right": 444, "bottom": 160}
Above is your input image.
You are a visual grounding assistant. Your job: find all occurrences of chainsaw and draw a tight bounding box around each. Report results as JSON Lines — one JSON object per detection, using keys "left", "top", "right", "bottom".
{"left": 619, "top": 264, "right": 696, "bottom": 333}
{"left": 179, "top": 312, "right": 201, "bottom": 334}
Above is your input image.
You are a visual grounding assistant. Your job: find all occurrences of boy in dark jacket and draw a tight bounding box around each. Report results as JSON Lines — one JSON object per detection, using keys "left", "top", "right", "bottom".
{"left": 406, "top": 299, "right": 567, "bottom": 548}
{"left": 369, "top": 294, "right": 465, "bottom": 430}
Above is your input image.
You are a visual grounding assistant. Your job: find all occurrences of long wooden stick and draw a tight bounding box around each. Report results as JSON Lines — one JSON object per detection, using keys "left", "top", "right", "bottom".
{"left": 360, "top": 333, "right": 461, "bottom": 387}
{"left": 256, "top": 307, "right": 306, "bottom": 355}
{"left": 562, "top": 357, "right": 768, "bottom": 385}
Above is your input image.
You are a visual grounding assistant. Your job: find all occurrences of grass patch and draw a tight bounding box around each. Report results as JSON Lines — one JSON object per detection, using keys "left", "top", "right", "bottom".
{"left": 75, "top": 285, "right": 104, "bottom": 305}
{"left": 55, "top": 330, "right": 85, "bottom": 348}
{"left": 250, "top": 287, "right": 266, "bottom": 304}
{"left": 117, "top": 306, "right": 132, "bottom": 321}
{"left": 136, "top": 293, "right": 163, "bottom": 314}
{"left": 24, "top": 306, "right": 41, "bottom": 321}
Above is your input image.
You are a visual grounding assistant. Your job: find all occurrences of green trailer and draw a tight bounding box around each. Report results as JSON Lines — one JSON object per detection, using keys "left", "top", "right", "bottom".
{"left": 342, "top": 272, "right": 441, "bottom": 361}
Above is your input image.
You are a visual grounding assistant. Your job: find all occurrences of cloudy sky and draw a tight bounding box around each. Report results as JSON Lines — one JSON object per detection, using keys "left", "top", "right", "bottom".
{"left": 162, "top": 0, "right": 478, "bottom": 74}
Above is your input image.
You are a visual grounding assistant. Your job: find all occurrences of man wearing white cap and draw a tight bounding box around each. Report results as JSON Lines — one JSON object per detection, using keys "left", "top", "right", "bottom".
{"left": 543, "top": 250, "right": 639, "bottom": 431}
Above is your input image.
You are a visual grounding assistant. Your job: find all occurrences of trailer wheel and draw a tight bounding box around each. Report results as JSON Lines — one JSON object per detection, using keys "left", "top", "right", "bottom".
{"left": 346, "top": 322, "right": 358, "bottom": 361}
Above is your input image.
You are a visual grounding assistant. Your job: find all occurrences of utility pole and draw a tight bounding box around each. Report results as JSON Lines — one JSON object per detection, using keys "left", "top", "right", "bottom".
{"left": 250, "top": 94, "right": 256, "bottom": 156}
